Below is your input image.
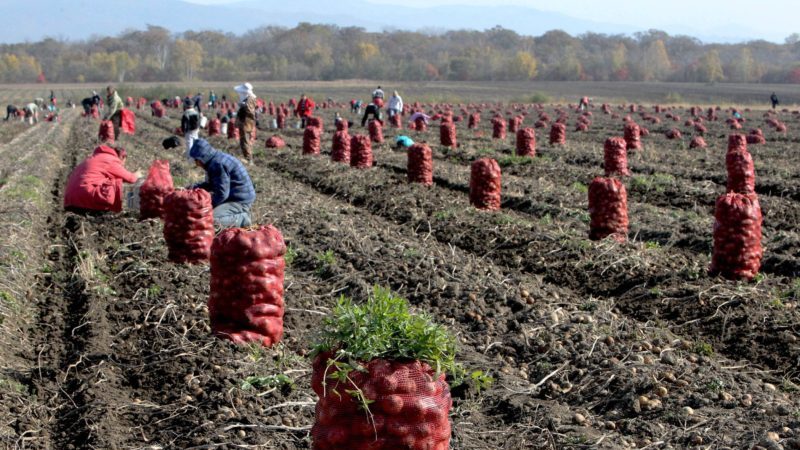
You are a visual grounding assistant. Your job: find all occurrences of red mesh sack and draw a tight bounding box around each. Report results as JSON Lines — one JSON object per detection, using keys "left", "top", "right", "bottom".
{"left": 268, "top": 101, "right": 275, "bottom": 116}
{"left": 350, "top": 135, "right": 373, "bottom": 169}
{"left": 120, "top": 109, "right": 136, "bottom": 134}
{"left": 331, "top": 131, "right": 351, "bottom": 163}
{"left": 603, "top": 137, "right": 630, "bottom": 176}
{"left": 414, "top": 116, "right": 427, "bottom": 133}
{"left": 303, "top": 126, "right": 322, "bottom": 155}
{"left": 469, "top": 158, "right": 501, "bottom": 211}
{"left": 515, "top": 128, "right": 536, "bottom": 157}
{"left": 407, "top": 143, "right": 433, "bottom": 186}
{"left": 549, "top": 123, "right": 566, "bottom": 145}
{"left": 508, "top": 115, "right": 522, "bottom": 133}
{"left": 440, "top": 122, "right": 456, "bottom": 148}
{"left": 588, "top": 177, "right": 628, "bottom": 242}
{"left": 207, "top": 118, "right": 221, "bottom": 137}
{"left": 368, "top": 120, "right": 384, "bottom": 144}
{"left": 265, "top": 135, "right": 286, "bottom": 149}
{"left": 689, "top": 136, "right": 707, "bottom": 149}
{"left": 311, "top": 355, "right": 452, "bottom": 450}
{"left": 90, "top": 105, "right": 100, "bottom": 119}
{"left": 710, "top": 193, "right": 763, "bottom": 280}
{"left": 276, "top": 113, "right": 286, "bottom": 129}
{"left": 227, "top": 122, "right": 240, "bottom": 140}
{"left": 746, "top": 132, "right": 766, "bottom": 144}
{"left": 694, "top": 123, "right": 707, "bottom": 135}
{"left": 209, "top": 226, "right": 286, "bottom": 346}
{"left": 335, "top": 120, "right": 348, "bottom": 132}
{"left": 775, "top": 122, "right": 787, "bottom": 132}
{"left": 139, "top": 160, "right": 174, "bottom": 220}
{"left": 624, "top": 122, "right": 642, "bottom": 150}
{"left": 491, "top": 117, "right": 506, "bottom": 139}
{"left": 98, "top": 120, "right": 115, "bottom": 143}
{"left": 389, "top": 113, "right": 402, "bottom": 129}
{"left": 726, "top": 149, "right": 755, "bottom": 195}
{"left": 665, "top": 129, "right": 682, "bottom": 139}
{"left": 307, "top": 117, "right": 323, "bottom": 129}
{"left": 163, "top": 189, "right": 214, "bottom": 264}
{"left": 575, "top": 123, "right": 589, "bottom": 132}
{"left": 468, "top": 113, "right": 480, "bottom": 129}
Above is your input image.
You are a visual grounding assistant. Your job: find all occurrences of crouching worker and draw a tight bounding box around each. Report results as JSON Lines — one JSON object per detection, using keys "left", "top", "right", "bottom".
{"left": 63, "top": 146, "right": 142, "bottom": 213}
{"left": 189, "top": 139, "right": 255, "bottom": 228}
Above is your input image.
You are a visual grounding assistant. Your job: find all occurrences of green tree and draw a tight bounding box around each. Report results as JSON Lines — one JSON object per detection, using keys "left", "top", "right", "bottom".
{"left": 172, "top": 39, "right": 203, "bottom": 80}
{"left": 730, "top": 47, "right": 756, "bottom": 82}
{"left": 641, "top": 39, "right": 672, "bottom": 81}
{"left": 505, "top": 51, "right": 538, "bottom": 80}
{"left": 698, "top": 49, "right": 724, "bottom": 82}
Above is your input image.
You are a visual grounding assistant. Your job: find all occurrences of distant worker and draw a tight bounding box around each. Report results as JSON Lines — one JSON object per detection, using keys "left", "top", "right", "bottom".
{"left": 189, "top": 138, "right": 256, "bottom": 228}
{"left": 351, "top": 99, "right": 363, "bottom": 115}
{"left": 770, "top": 92, "right": 779, "bottom": 110}
{"left": 361, "top": 102, "right": 382, "bottom": 127}
{"left": 63, "top": 146, "right": 142, "bottom": 213}
{"left": 234, "top": 82, "right": 257, "bottom": 163}
{"left": 209, "top": 91, "right": 217, "bottom": 109}
{"left": 395, "top": 135, "right": 414, "bottom": 149}
{"left": 387, "top": 91, "right": 403, "bottom": 119}
{"left": 103, "top": 85, "right": 125, "bottom": 138}
{"left": 49, "top": 90, "right": 57, "bottom": 107}
{"left": 407, "top": 111, "right": 430, "bottom": 126}
{"left": 578, "top": 96, "right": 590, "bottom": 111}
{"left": 23, "top": 102, "right": 40, "bottom": 124}
{"left": 372, "top": 86, "right": 385, "bottom": 107}
{"left": 180, "top": 97, "right": 201, "bottom": 157}
{"left": 4, "top": 105, "right": 18, "bottom": 121}
{"left": 193, "top": 92, "right": 203, "bottom": 112}
{"left": 295, "top": 93, "right": 315, "bottom": 128}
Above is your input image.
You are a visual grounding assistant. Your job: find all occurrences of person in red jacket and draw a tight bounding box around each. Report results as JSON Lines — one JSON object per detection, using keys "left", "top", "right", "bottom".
{"left": 63, "top": 145, "right": 142, "bottom": 213}
{"left": 295, "top": 93, "right": 315, "bottom": 128}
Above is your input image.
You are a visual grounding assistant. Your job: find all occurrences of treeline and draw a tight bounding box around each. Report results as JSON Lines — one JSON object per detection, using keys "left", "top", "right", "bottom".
{"left": 1, "top": 24, "right": 800, "bottom": 84}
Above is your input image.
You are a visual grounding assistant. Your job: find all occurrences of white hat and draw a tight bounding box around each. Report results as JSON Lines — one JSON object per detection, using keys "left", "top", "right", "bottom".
{"left": 234, "top": 82, "right": 253, "bottom": 95}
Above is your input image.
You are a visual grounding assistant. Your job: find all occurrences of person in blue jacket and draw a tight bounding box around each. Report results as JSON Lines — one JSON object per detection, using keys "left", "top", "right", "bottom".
{"left": 189, "top": 139, "right": 256, "bottom": 228}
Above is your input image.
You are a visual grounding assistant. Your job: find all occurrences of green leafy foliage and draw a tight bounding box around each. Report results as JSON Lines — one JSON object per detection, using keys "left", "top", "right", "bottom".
{"left": 241, "top": 373, "right": 294, "bottom": 391}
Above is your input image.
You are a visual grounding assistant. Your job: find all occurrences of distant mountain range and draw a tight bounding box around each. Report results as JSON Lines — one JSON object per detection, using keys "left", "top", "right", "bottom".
{"left": 0, "top": 0, "right": 773, "bottom": 44}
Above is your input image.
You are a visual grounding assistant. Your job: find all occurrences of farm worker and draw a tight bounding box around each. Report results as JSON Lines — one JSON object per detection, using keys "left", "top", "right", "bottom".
{"left": 295, "top": 94, "right": 315, "bottom": 128}
{"left": 372, "top": 86, "right": 385, "bottom": 107}
{"left": 193, "top": 92, "right": 203, "bottom": 112}
{"left": 23, "top": 103, "right": 39, "bottom": 124}
{"left": 578, "top": 96, "right": 590, "bottom": 111}
{"left": 81, "top": 91, "right": 101, "bottom": 115}
{"left": 770, "top": 92, "right": 779, "bottom": 110}
{"left": 103, "top": 85, "right": 125, "bottom": 139}
{"left": 234, "top": 82, "right": 257, "bottom": 163}
{"left": 209, "top": 91, "right": 217, "bottom": 109}
{"left": 63, "top": 146, "right": 142, "bottom": 213}
{"left": 387, "top": 91, "right": 403, "bottom": 119}
{"left": 407, "top": 111, "right": 430, "bottom": 126}
{"left": 732, "top": 110, "right": 742, "bottom": 120}
{"left": 219, "top": 112, "right": 229, "bottom": 135}
{"left": 189, "top": 139, "right": 256, "bottom": 228}
{"left": 49, "top": 90, "right": 57, "bottom": 107}
{"left": 395, "top": 135, "right": 414, "bottom": 149}
{"left": 180, "top": 97, "right": 201, "bottom": 157}
{"left": 4, "top": 105, "right": 18, "bottom": 121}
{"left": 361, "top": 103, "right": 382, "bottom": 127}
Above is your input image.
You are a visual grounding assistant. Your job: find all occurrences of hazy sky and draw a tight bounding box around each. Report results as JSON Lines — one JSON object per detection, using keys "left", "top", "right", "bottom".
{"left": 186, "top": 0, "right": 799, "bottom": 42}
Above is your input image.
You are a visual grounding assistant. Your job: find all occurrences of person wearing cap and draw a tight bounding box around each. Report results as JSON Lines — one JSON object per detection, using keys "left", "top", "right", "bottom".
{"left": 181, "top": 97, "right": 201, "bottom": 156}
{"left": 63, "top": 145, "right": 142, "bottom": 213}
{"left": 189, "top": 138, "right": 256, "bottom": 228}
{"left": 234, "top": 82, "right": 257, "bottom": 162}
{"left": 103, "top": 85, "right": 125, "bottom": 138}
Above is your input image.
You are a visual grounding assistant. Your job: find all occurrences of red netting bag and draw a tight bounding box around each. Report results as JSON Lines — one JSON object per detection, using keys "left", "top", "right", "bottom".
{"left": 710, "top": 193, "right": 763, "bottom": 280}
{"left": 575, "top": 122, "right": 589, "bottom": 132}
{"left": 468, "top": 113, "right": 480, "bottom": 129}
{"left": 207, "top": 118, "right": 221, "bottom": 137}
{"left": 469, "top": 158, "right": 501, "bottom": 211}
{"left": 268, "top": 101, "right": 275, "bottom": 116}
{"left": 336, "top": 120, "right": 348, "bottom": 132}
{"left": 491, "top": 117, "right": 506, "bottom": 139}
{"left": 332, "top": 131, "right": 351, "bottom": 163}
{"left": 414, "top": 116, "right": 427, "bottom": 133}
{"left": 439, "top": 122, "right": 456, "bottom": 148}
{"left": 726, "top": 149, "right": 755, "bottom": 195}
{"left": 152, "top": 102, "right": 165, "bottom": 118}
{"left": 549, "top": 123, "right": 566, "bottom": 145}
{"left": 120, "top": 109, "right": 136, "bottom": 134}
{"left": 276, "top": 113, "right": 286, "bottom": 130}
{"left": 665, "top": 128, "right": 682, "bottom": 139}
{"left": 311, "top": 355, "right": 452, "bottom": 450}
{"left": 368, "top": 120, "right": 384, "bottom": 144}
{"left": 746, "top": 129, "right": 766, "bottom": 144}
{"left": 350, "top": 135, "right": 373, "bottom": 169}
{"left": 389, "top": 113, "right": 402, "bottom": 129}
{"left": 694, "top": 123, "right": 707, "bottom": 135}
{"left": 689, "top": 136, "right": 707, "bottom": 149}
{"left": 265, "top": 135, "right": 286, "bottom": 149}
{"left": 407, "top": 143, "right": 433, "bottom": 186}
{"left": 163, "top": 189, "right": 214, "bottom": 264}
{"left": 588, "top": 177, "right": 628, "bottom": 242}
{"left": 98, "top": 120, "right": 115, "bottom": 143}
{"left": 623, "top": 122, "right": 641, "bottom": 150}
{"left": 303, "top": 126, "right": 322, "bottom": 155}
{"left": 139, "top": 160, "right": 174, "bottom": 220}
{"left": 307, "top": 117, "right": 323, "bottom": 129}
{"left": 508, "top": 115, "right": 522, "bottom": 133}
{"left": 515, "top": 128, "right": 536, "bottom": 157}
{"left": 603, "top": 137, "right": 629, "bottom": 177}
{"left": 227, "top": 122, "right": 240, "bottom": 140}
{"left": 89, "top": 105, "right": 100, "bottom": 119}
{"left": 209, "top": 225, "right": 286, "bottom": 346}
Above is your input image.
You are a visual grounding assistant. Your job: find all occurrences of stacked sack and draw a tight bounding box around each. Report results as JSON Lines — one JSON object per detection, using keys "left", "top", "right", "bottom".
{"left": 163, "top": 189, "right": 214, "bottom": 263}
{"left": 139, "top": 160, "right": 174, "bottom": 220}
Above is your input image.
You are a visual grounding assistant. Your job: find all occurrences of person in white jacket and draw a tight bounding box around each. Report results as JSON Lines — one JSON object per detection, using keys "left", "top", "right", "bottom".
{"left": 387, "top": 91, "right": 403, "bottom": 119}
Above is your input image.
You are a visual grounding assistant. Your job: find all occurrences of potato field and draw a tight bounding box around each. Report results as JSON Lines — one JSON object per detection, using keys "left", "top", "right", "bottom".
{"left": 0, "top": 83, "right": 798, "bottom": 450}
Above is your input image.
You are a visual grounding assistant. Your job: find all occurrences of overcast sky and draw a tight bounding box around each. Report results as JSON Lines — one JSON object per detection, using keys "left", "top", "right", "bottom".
{"left": 186, "top": 0, "right": 798, "bottom": 42}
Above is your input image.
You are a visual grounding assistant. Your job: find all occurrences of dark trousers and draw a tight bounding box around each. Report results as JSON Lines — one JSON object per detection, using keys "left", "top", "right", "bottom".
{"left": 109, "top": 110, "right": 122, "bottom": 138}
{"left": 361, "top": 106, "right": 382, "bottom": 127}
{"left": 5, "top": 106, "right": 16, "bottom": 121}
